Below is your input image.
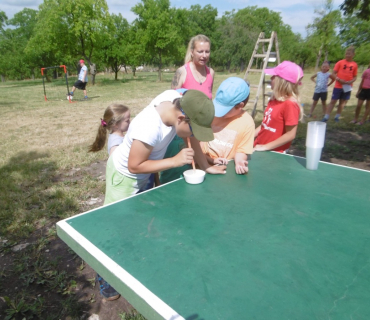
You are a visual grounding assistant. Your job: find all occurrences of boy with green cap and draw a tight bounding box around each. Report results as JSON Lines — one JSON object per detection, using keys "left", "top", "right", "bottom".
{"left": 105, "top": 89, "right": 226, "bottom": 205}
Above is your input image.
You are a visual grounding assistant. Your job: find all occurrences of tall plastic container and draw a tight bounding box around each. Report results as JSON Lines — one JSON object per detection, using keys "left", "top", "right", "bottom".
{"left": 305, "top": 121, "right": 327, "bottom": 170}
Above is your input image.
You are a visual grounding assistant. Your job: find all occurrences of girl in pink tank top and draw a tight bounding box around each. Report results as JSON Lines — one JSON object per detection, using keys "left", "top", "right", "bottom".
{"left": 171, "top": 34, "right": 215, "bottom": 99}
{"left": 182, "top": 62, "right": 213, "bottom": 99}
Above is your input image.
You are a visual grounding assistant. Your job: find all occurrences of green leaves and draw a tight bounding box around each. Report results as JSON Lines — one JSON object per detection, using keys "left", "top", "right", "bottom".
{"left": 340, "top": 0, "right": 370, "bottom": 19}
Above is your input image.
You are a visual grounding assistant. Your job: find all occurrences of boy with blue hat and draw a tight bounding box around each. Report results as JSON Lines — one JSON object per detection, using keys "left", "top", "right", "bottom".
{"left": 200, "top": 77, "right": 255, "bottom": 174}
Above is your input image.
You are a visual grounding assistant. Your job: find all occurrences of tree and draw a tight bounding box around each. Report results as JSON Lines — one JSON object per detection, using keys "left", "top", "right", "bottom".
{"left": 0, "top": 9, "right": 38, "bottom": 81}
{"left": 26, "top": 0, "right": 111, "bottom": 83}
{"left": 212, "top": 11, "right": 258, "bottom": 72}
{"left": 339, "top": 13, "right": 370, "bottom": 66}
{"left": 211, "top": 7, "right": 300, "bottom": 72}
{"left": 306, "top": 0, "right": 341, "bottom": 70}
{"left": 126, "top": 24, "right": 146, "bottom": 77}
{"left": 99, "top": 13, "right": 130, "bottom": 80}
{"left": 339, "top": 12, "right": 370, "bottom": 46}
{"left": 234, "top": 7, "right": 301, "bottom": 63}
{"left": 0, "top": 11, "right": 8, "bottom": 81}
{"left": 0, "top": 11, "right": 7, "bottom": 31}
{"left": 132, "top": 0, "right": 183, "bottom": 81}
{"left": 8, "top": 9, "right": 39, "bottom": 79}
{"left": 187, "top": 4, "right": 217, "bottom": 37}
{"left": 340, "top": 0, "right": 370, "bottom": 19}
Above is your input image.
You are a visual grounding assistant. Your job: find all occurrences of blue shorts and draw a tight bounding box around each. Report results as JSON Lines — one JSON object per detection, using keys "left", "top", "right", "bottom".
{"left": 332, "top": 88, "right": 351, "bottom": 101}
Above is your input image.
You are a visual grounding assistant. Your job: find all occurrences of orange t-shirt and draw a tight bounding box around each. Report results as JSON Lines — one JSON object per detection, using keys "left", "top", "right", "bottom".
{"left": 334, "top": 59, "right": 358, "bottom": 89}
{"left": 200, "top": 111, "right": 255, "bottom": 159}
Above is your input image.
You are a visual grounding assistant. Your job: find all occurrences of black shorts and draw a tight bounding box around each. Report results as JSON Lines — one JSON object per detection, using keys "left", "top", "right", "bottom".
{"left": 312, "top": 92, "right": 328, "bottom": 101}
{"left": 73, "top": 80, "right": 87, "bottom": 90}
{"left": 358, "top": 88, "right": 370, "bottom": 101}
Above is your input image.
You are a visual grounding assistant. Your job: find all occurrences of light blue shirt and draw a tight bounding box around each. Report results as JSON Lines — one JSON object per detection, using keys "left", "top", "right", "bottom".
{"left": 78, "top": 65, "right": 88, "bottom": 82}
{"left": 107, "top": 134, "right": 123, "bottom": 155}
{"left": 314, "top": 72, "right": 330, "bottom": 93}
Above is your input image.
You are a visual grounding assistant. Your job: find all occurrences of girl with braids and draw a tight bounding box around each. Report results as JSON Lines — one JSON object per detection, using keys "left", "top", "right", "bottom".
{"left": 89, "top": 104, "right": 130, "bottom": 156}
{"left": 88, "top": 104, "right": 130, "bottom": 301}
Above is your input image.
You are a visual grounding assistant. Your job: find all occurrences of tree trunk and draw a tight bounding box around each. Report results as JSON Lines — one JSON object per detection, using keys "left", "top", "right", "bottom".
{"left": 314, "top": 45, "right": 323, "bottom": 72}
{"left": 90, "top": 63, "right": 96, "bottom": 85}
{"left": 324, "top": 50, "right": 328, "bottom": 62}
{"left": 1, "top": 74, "right": 5, "bottom": 82}
{"left": 124, "top": 65, "right": 128, "bottom": 74}
{"left": 115, "top": 71, "right": 118, "bottom": 80}
{"left": 31, "top": 70, "right": 35, "bottom": 80}
{"left": 240, "top": 60, "right": 245, "bottom": 73}
{"left": 133, "top": 67, "right": 136, "bottom": 77}
{"left": 53, "top": 69, "right": 58, "bottom": 79}
{"left": 158, "top": 51, "right": 162, "bottom": 82}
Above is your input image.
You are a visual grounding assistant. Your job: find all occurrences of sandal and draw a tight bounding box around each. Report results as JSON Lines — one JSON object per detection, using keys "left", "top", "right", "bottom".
{"left": 356, "top": 121, "right": 364, "bottom": 126}
{"left": 349, "top": 120, "right": 358, "bottom": 124}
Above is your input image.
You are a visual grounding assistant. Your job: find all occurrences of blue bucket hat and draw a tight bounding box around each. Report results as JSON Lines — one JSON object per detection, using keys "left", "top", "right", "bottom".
{"left": 213, "top": 77, "right": 250, "bottom": 117}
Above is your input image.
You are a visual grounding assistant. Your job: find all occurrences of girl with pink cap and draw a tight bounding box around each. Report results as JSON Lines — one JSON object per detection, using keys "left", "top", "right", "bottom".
{"left": 254, "top": 61, "right": 304, "bottom": 153}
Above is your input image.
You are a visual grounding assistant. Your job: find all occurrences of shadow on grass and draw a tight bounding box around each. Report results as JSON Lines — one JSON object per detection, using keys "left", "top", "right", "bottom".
{"left": 0, "top": 151, "right": 79, "bottom": 240}
{"left": 0, "top": 151, "right": 100, "bottom": 319}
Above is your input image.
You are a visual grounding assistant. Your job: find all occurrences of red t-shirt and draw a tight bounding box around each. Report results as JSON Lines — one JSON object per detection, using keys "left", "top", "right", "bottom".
{"left": 254, "top": 99, "right": 300, "bottom": 152}
{"left": 334, "top": 59, "right": 358, "bottom": 89}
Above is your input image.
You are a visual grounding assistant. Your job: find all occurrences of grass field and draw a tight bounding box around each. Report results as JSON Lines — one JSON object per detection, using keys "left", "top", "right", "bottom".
{"left": 0, "top": 69, "right": 369, "bottom": 319}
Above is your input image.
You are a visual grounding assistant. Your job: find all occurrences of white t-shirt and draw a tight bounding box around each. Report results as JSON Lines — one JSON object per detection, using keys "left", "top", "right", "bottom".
{"left": 112, "top": 104, "right": 176, "bottom": 189}
{"left": 78, "top": 65, "right": 88, "bottom": 82}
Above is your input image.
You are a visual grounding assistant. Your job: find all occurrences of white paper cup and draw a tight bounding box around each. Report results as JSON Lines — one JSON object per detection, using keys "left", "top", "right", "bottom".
{"left": 183, "top": 169, "right": 206, "bottom": 184}
{"left": 306, "top": 147, "right": 323, "bottom": 170}
{"left": 305, "top": 121, "right": 326, "bottom": 170}
{"left": 306, "top": 121, "right": 326, "bottom": 148}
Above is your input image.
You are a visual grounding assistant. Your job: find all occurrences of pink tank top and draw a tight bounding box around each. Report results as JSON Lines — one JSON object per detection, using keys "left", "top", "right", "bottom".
{"left": 362, "top": 69, "right": 370, "bottom": 89}
{"left": 182, "top": 62, "right": 213, "bottom": 99}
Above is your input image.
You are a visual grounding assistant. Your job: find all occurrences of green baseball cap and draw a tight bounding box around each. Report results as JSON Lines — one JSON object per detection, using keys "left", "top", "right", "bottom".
{"left": 179, "top": 90, "right": 215, "bottom": 142}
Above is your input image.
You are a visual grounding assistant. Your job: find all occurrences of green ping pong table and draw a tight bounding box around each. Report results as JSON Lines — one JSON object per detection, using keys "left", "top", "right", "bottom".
{"left": 57, "top": 151, "right": 370, "bottom": 320}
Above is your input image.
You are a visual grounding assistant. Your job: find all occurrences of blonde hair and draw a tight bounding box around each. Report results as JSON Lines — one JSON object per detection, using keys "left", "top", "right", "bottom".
{"left": 272, "top": 76, "right": 304, "bottom": 121}
{"left": 88, "top": 104, "right": 129, "bottom": 152}
{"left": 184, "top": 34, "right": 211, "bottom": 64}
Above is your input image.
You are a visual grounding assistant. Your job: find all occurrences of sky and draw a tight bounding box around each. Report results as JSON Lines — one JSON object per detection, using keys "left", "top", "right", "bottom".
{"left": 1, "top": 0, "right": 343, "bottom": 36}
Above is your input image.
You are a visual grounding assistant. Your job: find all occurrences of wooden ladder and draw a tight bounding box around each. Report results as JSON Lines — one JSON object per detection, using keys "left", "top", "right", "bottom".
{"left": 244, "top": 31, "right": 280, "bottom": 118}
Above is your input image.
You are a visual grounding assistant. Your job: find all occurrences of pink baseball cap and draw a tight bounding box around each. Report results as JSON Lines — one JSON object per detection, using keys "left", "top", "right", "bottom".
{"left": 79, "top": 59, "right": 85, "bottom": 64}
{"left": 265, "top": 61, "right": 303, "bottom": 84}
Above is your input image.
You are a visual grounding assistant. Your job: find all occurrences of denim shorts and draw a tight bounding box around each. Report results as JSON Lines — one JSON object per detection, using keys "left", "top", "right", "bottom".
{"left": 332, "top": 87, "right": 351, "bottom": 101}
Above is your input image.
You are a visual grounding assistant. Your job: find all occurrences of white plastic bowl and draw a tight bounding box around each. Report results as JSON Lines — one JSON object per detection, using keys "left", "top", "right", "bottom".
{"left": 183, "top": 169, "right": 206, "bottom": 184}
